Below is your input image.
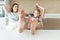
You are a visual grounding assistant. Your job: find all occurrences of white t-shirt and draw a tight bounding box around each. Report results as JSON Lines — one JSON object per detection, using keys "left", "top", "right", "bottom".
{"left": 6, "top": 12, "right": 19, "bottom": 25}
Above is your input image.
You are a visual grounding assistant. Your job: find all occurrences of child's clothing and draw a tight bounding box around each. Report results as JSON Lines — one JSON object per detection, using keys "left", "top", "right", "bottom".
{"left": 28, "top": 17, "right": 41, "bottom": 29}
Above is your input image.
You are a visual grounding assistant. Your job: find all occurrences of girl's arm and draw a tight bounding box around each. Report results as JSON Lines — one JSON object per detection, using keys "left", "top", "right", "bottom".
{"left": 36, "top": 3, "right": 45, "bottom": 21}
{"left": 36, "top": 3, "right": 45, "bottom": 14}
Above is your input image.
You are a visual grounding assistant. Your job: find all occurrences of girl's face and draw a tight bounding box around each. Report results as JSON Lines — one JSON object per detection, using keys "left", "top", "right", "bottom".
{"left": 13, "top": 5, "right": 18, "bottom": 12}
{"left": 34, "top": 10, "right": 40, "bottom": 18}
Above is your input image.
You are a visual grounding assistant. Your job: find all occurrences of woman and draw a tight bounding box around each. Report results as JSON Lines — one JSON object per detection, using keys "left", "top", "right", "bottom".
{"left": 3, "top": 3, "right": 26, "bottom": 33}
{"left": 28, "top": 3, "right": 45, "bottom": 35}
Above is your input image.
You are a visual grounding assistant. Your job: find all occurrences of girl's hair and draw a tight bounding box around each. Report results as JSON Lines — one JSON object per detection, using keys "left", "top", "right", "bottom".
{"left": 11, "top": 3, "right": 19, "bottom": 12}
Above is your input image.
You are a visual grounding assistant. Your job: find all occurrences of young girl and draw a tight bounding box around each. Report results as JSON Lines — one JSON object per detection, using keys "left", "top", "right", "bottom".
{"left": 3, "top": 3, "right": 26, "bottom": 33}
{"left": 28, "top": 3, "right": 45, "bottom": 35}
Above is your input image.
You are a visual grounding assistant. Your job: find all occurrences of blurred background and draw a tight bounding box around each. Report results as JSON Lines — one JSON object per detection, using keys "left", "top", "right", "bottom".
{"left": 9, "top": 0, "right": 60, "bottom": 13}
{"left": 0, "top": 0, "right": 60, "bottom": 17}
{"left": 0, "top": 0, "right": 60, "bottom": 30}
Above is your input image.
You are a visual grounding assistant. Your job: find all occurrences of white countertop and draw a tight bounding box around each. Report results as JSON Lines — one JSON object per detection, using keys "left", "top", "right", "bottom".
{"left": 0, "top": 30, "right": 60, "bottom": 40}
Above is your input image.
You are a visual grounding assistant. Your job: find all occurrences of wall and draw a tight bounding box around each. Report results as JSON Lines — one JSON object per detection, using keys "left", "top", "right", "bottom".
{"left": 9, "top": 0, "right": 60, "bottom": 14}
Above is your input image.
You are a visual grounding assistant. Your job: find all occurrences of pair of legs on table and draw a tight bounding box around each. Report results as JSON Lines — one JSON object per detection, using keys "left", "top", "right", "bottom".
{"left": 6, "top": 9, "right": 26, "bottom": 33}
{"left": 28, "top": 16, "right": 43, "bottom": 35}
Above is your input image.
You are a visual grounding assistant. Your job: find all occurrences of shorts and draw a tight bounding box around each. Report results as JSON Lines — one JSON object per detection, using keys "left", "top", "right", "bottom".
{"left": 6, "top": 21, "right": 21, "bottom": 30}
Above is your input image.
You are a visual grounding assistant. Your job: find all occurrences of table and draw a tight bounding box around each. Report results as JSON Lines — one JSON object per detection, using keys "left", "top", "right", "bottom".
{"left": 0, "top": 29, "right": 60, "bottom": 40}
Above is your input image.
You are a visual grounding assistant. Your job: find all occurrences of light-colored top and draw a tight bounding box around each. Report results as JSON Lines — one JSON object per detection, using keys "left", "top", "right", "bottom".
{"left": 6, "top": 12, "right": 19, "bottom": 25}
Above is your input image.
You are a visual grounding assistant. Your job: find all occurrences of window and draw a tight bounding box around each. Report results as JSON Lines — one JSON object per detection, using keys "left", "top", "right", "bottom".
{"left": 0, "top": 0, "right": 4, "bottom": 1}
{"left": 0, "top": 0, "right": 5, "bottom": 17}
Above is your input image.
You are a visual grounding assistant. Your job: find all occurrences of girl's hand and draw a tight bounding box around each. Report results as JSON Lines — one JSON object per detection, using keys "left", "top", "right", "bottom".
{"left": 36, "top": 3, "right": 39, "bottom": 6}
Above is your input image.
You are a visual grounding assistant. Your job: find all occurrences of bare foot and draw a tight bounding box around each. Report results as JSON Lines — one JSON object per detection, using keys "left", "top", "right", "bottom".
{"left": 19, "top": 26, "right": 24, "bottom": 33}
{"left": 19, "top": 18, "right": 26, "bottom": 33}
{"left": 30, "top": 20, "right": 36, "bottom": 35}
{"left": 30, "top": 29, "right": 35, "bottom": 35}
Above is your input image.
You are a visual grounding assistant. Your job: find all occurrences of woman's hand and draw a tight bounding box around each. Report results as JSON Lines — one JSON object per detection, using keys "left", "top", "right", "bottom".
{"left": 3, "top": 4, "right": 10, "bottom": 14}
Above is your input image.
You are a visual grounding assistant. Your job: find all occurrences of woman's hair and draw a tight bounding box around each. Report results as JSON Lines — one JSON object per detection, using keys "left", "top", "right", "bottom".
{"left": 11, "top": 3, "right": 19, "bottom": 12}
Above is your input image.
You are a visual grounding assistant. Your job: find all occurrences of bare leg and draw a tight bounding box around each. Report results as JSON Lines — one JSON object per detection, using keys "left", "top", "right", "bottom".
{"left": 36, "top": 24, "right": 43, "bottom": 30}
{"left": 19, "top": 21, "right": 26, "bottom": 33}
{"left": 18, "top": 9, "right": 26, "bottom": 33}
{"left": 30, "top": 20, "right": 37, "bottom": 35}
{"left": 30, "top": 19, "right": 42, "bottom": 35}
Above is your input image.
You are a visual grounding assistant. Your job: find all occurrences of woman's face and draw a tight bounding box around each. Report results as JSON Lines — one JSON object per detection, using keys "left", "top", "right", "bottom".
{"left": 13, "top": 5, "right": 18, "bottom": 12}
{"left": 34, "top": 10, "right": 39, "bottom": 17}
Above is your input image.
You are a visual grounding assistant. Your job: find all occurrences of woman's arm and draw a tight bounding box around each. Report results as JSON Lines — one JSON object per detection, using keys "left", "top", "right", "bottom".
{"left": 3, "top": 4, "right": 10, "bottom": 14}
{"left": 3, "top": 4, "right": 10, "bottom": 25}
